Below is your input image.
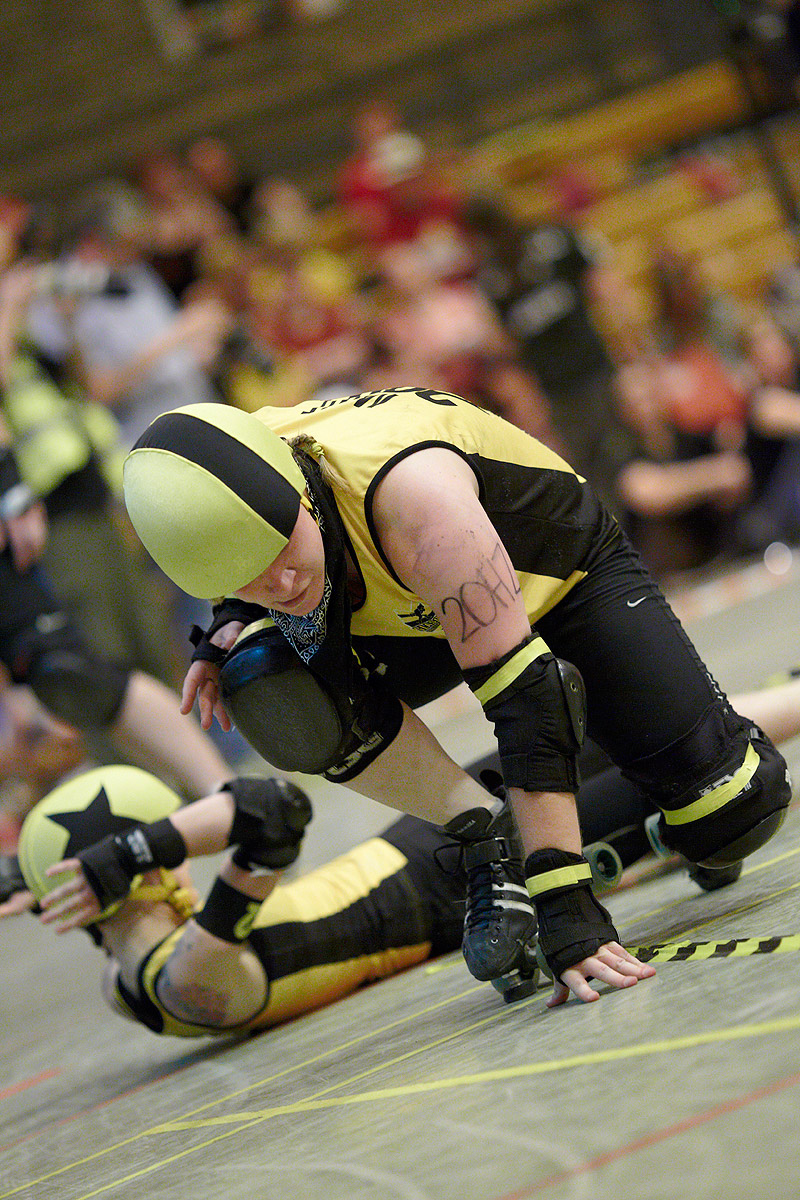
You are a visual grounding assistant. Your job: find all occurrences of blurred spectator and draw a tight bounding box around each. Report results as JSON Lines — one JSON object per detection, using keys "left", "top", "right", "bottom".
{"left": 613, "top": 359, "right": 753, "bottom": 575}
{"left": 464, "top": 194, "right": 639, "bottom": 505}
{"left": 675, "top": 147, "right": 745, "bottom": 203}
{"left": 186, "top": 135, "right": 258, "bottom": 234}
{"left": 338, "top": 102, "right": 471, "bottom": 281}
{"left": 375, "top": 242, "right": 562, "bottom": 444}
{"left": 613, "top": 243, "right": 800, "bottom": 570}
{"left": 27, "top": 180, "right": 229, "bottom": 453}
{"left": 16, "top": 180, "right": 252, "bottom": 765}
{"left": 239, "top": 177, "right": 374, "bottom": 405}
{"left": 0, "top": 255, "right": 196, "bottom": 690}
{"left": 250, "top": 177, "right": 359, "bottom": 305}
{"left": 137, "top": 150, "right": 232, "bottom": 300}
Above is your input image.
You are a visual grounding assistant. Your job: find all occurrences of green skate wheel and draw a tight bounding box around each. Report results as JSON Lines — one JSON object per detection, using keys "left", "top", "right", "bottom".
{"left": 583, "top": 840, "right": 623, "bottom": 888}
{"left": 644, "top": 812, "right": 670, "bottom": 858}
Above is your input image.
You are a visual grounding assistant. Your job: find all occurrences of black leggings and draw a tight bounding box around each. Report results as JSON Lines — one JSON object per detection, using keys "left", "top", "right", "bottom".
{"left": 536, "top": 531, "right": 734, "bottom": 771}
{"left": 368, "top": 530, "right": 753, "bottom": 867}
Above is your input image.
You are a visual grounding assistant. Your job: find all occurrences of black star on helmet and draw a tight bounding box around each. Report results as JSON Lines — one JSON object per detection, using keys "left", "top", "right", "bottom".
{"left": 48, "top": 787, "right": 138, "bottom": 858}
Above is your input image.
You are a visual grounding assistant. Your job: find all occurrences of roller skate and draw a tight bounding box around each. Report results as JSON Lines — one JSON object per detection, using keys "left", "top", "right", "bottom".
{"left": 444, "top": 801, "right": 539, "bottom": 1003}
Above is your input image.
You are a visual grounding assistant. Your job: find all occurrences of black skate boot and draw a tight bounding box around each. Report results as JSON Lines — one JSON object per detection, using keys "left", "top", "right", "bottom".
{"left": 444, "top": 801, "right": 539, "bottom": 1002}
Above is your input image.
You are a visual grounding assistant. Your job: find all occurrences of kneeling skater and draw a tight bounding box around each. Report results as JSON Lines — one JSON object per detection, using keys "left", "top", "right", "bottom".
{"left": 119, "top": 389, "right": 792, "bottom": 1005}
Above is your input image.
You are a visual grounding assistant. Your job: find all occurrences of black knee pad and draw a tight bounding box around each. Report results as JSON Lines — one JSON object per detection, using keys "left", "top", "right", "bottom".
{"left": 28, "top": 650, "right": 130, "bottom": 729}
{"left": 637, "top": 716, "right": 792, "bottom": 867}
{"left": 220, "top": 627, "right": 345, "bottom": 773}
{"left": 219, "top": 623, "right": 403, "bottom": 779}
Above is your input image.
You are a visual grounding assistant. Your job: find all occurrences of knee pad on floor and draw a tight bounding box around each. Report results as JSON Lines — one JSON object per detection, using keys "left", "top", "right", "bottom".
{"left": 220, "top": 623, "right": 403, "bottom": 779}
{"left": 654, "top": 726, "right": 792, "bottom": 867}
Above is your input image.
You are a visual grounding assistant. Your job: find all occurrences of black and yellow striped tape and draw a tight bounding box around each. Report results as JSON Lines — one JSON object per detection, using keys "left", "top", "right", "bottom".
{"left": 425, "top": 934, "right": 800, "bottom": 980}
{"left": 629, "top": 935, "right": 800, "bottom": 963}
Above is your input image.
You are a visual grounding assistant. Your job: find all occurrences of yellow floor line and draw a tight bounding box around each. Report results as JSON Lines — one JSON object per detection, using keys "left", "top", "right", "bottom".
{"left": 17, "top": 1014, "right": 800, "bottom": 1200}
{"left": 140, "top": 1014, "right": 800, "bottom": 1130}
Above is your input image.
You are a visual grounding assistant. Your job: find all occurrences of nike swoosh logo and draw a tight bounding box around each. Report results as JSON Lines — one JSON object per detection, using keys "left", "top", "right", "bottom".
{"left": 626, "top": 596, "right": 647, "bottom": 608}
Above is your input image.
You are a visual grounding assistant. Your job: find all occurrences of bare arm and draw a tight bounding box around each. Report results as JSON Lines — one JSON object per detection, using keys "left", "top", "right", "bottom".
{"left": 77, "top": 298, "right": 230, "bottom": 408}
{"left": 372, "top": 446, "right": 580, "bottom": 855}
{"left": 616, "top": 451, "right": 751, "bottom": 517}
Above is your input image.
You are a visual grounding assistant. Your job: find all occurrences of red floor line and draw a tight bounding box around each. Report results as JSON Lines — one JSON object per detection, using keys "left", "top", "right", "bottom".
{"left": 496, "top": 1069, "right": 800, "bottom": 1199}
{"left": 0, "top": 1052, "right": 208, "bottom": 1155}
{"left": 0, "top": 1070, "right": 60, "bottom": 1102}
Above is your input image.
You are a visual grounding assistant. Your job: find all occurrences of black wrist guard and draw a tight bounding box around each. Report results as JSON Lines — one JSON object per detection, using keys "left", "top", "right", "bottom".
{"left": 77, "top": 819, "right": 187, "bottom": 910}
{"left": 525, "top": 848, "right": 619, "bottom": 981}
{"left": 189, "top": 626, "right": 227, "bottom": 665}
{"left": 189, "top": 599, "right": 268, "bottom": 665}
{"left": 226, "top": 777, "right": 312, "bottom": 870}
{"left": 195, "top": 877, "right": 262, "bottom": 942}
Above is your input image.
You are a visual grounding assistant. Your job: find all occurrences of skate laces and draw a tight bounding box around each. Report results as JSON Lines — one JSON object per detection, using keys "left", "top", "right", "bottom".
{"left": 464, "top": 860, "right": 506, "bottom": 932}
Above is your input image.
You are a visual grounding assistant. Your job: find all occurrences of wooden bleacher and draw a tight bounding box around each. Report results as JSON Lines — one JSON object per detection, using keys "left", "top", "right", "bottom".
{"left": 0, "top": 1, "right": 796, "bottom": 332}
{"left": 465, "top": 57, "right": 799, "bottom": 336}
{"left": 471, "top": 62, "right": 750, "bottom": 186}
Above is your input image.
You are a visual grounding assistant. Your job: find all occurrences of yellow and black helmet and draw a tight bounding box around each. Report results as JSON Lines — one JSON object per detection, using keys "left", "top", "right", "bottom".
{"left": 18, "top": 765, "right": 183, "bottom": 919}
{"left": 123, "top": 403, "right": 307, "bottom": 598}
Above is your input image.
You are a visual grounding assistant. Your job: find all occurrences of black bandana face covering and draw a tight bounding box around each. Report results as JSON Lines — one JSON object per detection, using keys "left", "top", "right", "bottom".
{"left": 273, "top": 452, "right": 360, "bottom": 696}
{"left": 268, "top": 481, "right": 334, "bottom": 665}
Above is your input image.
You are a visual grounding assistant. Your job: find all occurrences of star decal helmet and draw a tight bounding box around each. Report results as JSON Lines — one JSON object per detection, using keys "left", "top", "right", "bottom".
{"left": 18, "top": 765, "right": 182, "bottom": 918}
{"left": 123, "top": 403, "right": 307, "bottom": 599}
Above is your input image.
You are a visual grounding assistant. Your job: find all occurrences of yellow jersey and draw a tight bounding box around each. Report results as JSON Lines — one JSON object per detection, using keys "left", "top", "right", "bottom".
{"left": 254, "top": 387, "right": 611, "bottom": 641}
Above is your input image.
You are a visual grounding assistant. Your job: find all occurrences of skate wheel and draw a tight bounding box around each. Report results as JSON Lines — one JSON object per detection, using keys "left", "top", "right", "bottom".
{"left": 584, "top": 840, "right": 623, "bottom": 888}
{"left": 644, "top": 812, "right": 670, "bottom": 858}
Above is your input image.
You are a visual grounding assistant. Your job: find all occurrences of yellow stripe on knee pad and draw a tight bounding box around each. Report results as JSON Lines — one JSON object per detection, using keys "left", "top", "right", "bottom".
{"left": 662, "top": 742, "right": 760, "bottom": 826}
{"left": 473, "top": 636, "right": 549, "bottom": 706}
{"left": 526, "top": 861, "right": 593, "bottom": 897}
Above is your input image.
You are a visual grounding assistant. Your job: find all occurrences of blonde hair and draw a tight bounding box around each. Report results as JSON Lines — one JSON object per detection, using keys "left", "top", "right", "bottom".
{"left": 290, "top": 434, "right": 354, "bottom": 496}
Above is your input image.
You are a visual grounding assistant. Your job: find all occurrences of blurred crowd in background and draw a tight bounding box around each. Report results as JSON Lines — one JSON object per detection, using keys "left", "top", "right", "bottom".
{"left": 1, "top": 91, "right": 800, "bottom": 842}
